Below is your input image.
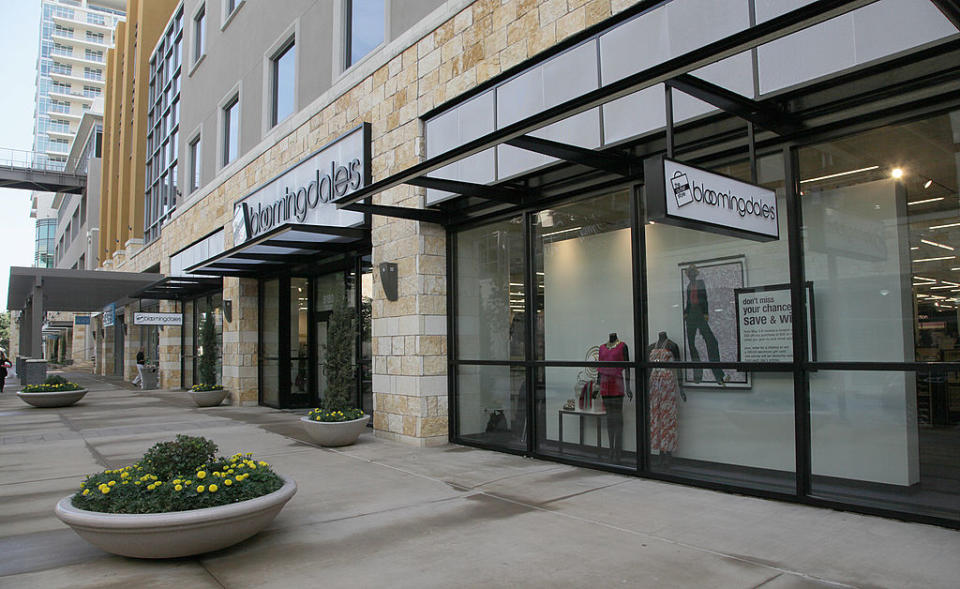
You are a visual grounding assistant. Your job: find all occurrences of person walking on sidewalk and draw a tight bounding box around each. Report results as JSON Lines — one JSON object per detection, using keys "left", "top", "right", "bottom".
{"left": 132, "top": 348, "right": 145, "bottom": 387}
{"left": 0, "top": 350, "right": 11, "bottom": 393}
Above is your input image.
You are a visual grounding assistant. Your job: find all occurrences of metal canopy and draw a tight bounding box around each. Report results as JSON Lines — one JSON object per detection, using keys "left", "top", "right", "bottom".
{"left": 332, "top": 0, "right": 879, "bottom": 219}
{"left": 7, "top": 267, "right": 162, "bottom": 312}
{"left": 130, "top": 276, "right": 223, "bottom": 301}
{"left": 184, "top": 223, "right": 368, "bottom": 277}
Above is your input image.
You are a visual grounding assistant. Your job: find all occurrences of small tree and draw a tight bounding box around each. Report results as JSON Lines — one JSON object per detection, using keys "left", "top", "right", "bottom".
{"left": 323, "top": 288, "right": 356, "bottom": 412}
{"left": 198, "top": 310, "right": 219, "bottom": 385}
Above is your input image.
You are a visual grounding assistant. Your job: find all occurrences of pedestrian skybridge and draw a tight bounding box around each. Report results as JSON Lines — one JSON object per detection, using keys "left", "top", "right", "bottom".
{"left": 0, "top": 148, "right": 86, "bottom": 194}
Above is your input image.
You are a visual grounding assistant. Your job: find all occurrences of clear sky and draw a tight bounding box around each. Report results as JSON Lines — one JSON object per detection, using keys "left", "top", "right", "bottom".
{"left": 0, "top": 1, "right": 43, "bottom": 311}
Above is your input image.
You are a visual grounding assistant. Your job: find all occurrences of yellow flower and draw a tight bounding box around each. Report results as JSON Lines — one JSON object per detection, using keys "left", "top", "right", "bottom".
{"left": 135, "top": 481, "right": 142, "bottom": 486}
{"left": 224, "top": 479, "right": 232, "bottom": 486}
{"left": 82, "top": 489, "right": 90, "bottom": 496}
{"left": 107, "top": 480, "right": 116, "bottom": 487}
{"left": 208, "top": 484, "right": 218, "bottom": 493}
{"left": 120, "top": 472, "right": 129, "bottom": 479}
{"left": 185, "top": 480, "right": 193, "bottom": 485}
{"left": 101, "top": 487, "right": 110, "bottom": 495}
{"left": 258, "top": 461, "right": 268, "bottom": 467}
{"left": 175, "top": 484, "right": 183, "bottom": 491}
{"left": 197, "top": 471, "right": 207, "bottom": 479}
{"left": 122, "top": 481, "right": 128, "bottom": 485}
{"left": 197, "top": 485, "right": 205, "bottom": 493}
{"left": 173, "top": 479, "right": 181, "bottom": 484}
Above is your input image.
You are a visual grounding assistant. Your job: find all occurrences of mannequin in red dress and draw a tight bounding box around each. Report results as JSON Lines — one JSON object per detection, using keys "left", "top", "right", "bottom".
{"left": 598, "top": 332, "right": 632, "bottom": 462}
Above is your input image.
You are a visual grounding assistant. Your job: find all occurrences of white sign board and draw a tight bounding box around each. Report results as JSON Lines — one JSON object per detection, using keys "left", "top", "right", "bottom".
{"left": 134, "top": 312, "right": 183, "bottom": 326}
{"left": 233, "top": 124, "right": 368, "bottom": 245}
{"left": 645, "top": 156, "right": 779, "bottom": 241}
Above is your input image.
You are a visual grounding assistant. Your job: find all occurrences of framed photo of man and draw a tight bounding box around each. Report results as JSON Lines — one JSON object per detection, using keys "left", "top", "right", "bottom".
{"left": 678, "top": 256, "right": 750, "bottom": 389}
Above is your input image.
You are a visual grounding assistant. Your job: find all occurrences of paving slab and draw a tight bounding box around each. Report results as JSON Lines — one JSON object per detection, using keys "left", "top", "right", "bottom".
{"left": 0, "top": 371, "right": 957, "bottom": 589}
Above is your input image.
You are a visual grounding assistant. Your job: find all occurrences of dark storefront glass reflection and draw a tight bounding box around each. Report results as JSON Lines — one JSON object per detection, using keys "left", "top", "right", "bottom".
{"left": 260, "top": 278, "right": 280, "bottom": 407}
{"left": 457, "top": 364, "right": 526, "bottom": 451}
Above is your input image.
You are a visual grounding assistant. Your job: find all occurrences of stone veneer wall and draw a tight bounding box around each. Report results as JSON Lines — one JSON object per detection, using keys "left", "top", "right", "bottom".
{"left": 108, "top": 0, "right": 640, "bottom": 444}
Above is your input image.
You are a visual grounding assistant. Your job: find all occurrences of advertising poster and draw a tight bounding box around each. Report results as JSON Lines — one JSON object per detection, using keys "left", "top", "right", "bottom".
{"left": 679, "top": 256, "right": 749, "bottom": 388}
{"left": 735, "top": 283, "right": 816, "bottom": 363}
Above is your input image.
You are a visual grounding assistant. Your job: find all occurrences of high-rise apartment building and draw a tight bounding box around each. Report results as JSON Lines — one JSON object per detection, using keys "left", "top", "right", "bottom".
{"left": 30, "top": 0, "right": 125, "bottom": 266}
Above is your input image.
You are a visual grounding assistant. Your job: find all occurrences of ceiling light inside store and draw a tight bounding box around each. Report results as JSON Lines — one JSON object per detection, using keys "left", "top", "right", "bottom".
{"left": 800, "top": 165, "right": 879, "bottom": 184}
{"left": 908, "top": 198, "right": 944, "bottom": 206}
{"left": 924, "top": 179, "right": 934, "bottom": 189}
{"left": 930, "top": 285, "right": 957, "bottom": 290}
{"left": 921, "top": 239, "right": 954, "bottom": 251}
{"left": 913, "top": 256, "right": 956, "bottom": 263}
{"left": 891, "top": 168, "right": 904, "bottom": 179}
{"left": 542, "top": 226, "right": 583, "bottom": 238}
{"left": 930, "top": 222, "right": 960, "bottom": 230}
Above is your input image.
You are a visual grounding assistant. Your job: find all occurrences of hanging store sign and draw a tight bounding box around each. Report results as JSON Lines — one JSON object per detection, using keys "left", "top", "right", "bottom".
{"left": 232, "top": 124, "right": 370, "bottom": 246}
{"left": 644, "top": 156, "right": 779, "bottom": 242}
{"left": 102, "top": 303, "right": 115, "bottom": 328}
{"left": 134, "top": 312, "right": 183, "bottom": 326}
{"left": 74, "top": 315, "right": 91, "bottom": 325}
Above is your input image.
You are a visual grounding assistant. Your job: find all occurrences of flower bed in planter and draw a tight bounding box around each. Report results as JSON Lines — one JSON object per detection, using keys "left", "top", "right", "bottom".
{"left": 188, "top": 384, "right": 228, "bottom": 407}
{"left": 55, "top": 435, "right": 296, "bottom": 558}
{"left": 300, "top": 407, "right": 369, "bottom": 447}
{"left": 18, "top": 378, "right": 87, "bottom": 407}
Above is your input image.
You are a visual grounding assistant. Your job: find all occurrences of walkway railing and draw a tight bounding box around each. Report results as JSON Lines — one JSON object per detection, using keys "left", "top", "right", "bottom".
{"left": 0, "top": 148, "right": 67, "bottom": 173}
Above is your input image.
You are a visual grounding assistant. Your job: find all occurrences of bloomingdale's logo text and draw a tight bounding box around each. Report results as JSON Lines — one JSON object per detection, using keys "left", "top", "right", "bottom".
{"left": 239, "top": 158, "right": 363, "bottom": 238}
{"left": 689, "top": 180, "right": 776, "bottom": 222}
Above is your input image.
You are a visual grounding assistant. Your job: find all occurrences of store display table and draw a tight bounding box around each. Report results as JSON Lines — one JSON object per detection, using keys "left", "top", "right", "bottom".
{"left": 558, "top": 409, "right": 606, "bottom": 458}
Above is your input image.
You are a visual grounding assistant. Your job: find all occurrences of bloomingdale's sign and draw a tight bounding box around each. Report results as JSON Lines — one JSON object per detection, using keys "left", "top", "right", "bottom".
{"left": 644, "top": 156, "right": 779, "bottom": 242}
{"left": 232, "top": 124, "right": 369, "bottom": 245}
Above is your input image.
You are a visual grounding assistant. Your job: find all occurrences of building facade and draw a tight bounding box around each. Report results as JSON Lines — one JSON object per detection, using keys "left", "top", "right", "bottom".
{"left": 94, "top": 0, "right": 960, "bottom": 527}
{"left": 30, "top": 0, "right": 124, "bottom": 267}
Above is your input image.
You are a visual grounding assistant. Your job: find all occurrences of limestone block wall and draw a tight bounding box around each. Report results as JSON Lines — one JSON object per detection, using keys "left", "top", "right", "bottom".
{"left": 222, "top": 277, "right": 259, "bottom": 405}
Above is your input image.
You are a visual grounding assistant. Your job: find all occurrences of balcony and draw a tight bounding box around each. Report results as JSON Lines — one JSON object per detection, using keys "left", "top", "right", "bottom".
{"left": 53, "top": 52, "right": 105, "bottom": 68}
{"left": 52, "top": 13, "right": 115, "bottom": 34}
{"left": 46, "top": 129, "right": 74, "bottom": 141}
{"left": 48, "top": 90, "right": 95, "bottom": 104}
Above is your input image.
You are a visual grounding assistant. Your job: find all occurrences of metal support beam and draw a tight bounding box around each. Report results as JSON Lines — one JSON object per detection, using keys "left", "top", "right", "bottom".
{"left": 666, "top": 74, "right": 802, "bottom": 135}
{"left": 334, "top": 0, "right": 877, "bottom": 208}
{"left": 342, "top": 202, "right": 447, "bottom": 224}
{"left": 31, "top": 278, "right": 44, "bottom": 358}
{"left": 405, "top": 176, "right": 526, "bottom": 205}
{"left": 504, "top": 135, "right": 634, "bottom": 176}
{"left": 931, "top": 0, "right": 960, "bottom": 29}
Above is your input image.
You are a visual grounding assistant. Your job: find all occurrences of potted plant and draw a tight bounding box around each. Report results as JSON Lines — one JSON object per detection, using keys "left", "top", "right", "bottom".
{"left": 18, "top": 375, "right": 88, "bottom": 408}
{"left": 188, "top": 311, "right": 227, "bottom": 407}
{"left": 55, "top": 435, "right": 296, "bottom": 559}
{"left": 301, "top": 289, "right": 370, "bottom": 446}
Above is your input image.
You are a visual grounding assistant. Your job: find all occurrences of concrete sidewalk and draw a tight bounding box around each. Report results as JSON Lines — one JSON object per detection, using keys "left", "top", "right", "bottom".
{"left": 0, "top": 371, "right": 957, "bottom": 588}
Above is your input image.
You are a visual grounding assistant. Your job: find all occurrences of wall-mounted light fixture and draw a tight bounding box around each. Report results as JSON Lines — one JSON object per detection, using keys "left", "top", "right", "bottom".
{"left": 223, "top": 299, "right": 233, "bottom": 323}
{"left": 379, "top": 262, "right": 398, "bottom": 301}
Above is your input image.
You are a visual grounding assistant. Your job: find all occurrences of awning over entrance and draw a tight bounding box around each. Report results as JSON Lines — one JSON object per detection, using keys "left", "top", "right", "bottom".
{"left": 6, "top": 266, "right": 162, "bottom": 358}
{"left": 185, "top": 223, "right": 368, "bottom": 277}
{"left": 130, "top": 276, "right": 223, "bottom": 300}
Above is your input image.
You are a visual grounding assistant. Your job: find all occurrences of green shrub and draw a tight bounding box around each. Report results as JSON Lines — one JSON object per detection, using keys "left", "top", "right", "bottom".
{"left": 72, "top": 451, "right": 283, "bottom": 514}
{"left": 190, "top": 383, "right": 224, "bottom": 392}
{"left": 45, "top": 375, "right": 69, "bottom": 386}
{"left": 307, "top": 407, "right": 365, "bottom": 422}
{"left": 23, "top": 381, "right": 81, "bottom": 392}
{"left": 140, "top": 435, "right": 218, "bottom": 480}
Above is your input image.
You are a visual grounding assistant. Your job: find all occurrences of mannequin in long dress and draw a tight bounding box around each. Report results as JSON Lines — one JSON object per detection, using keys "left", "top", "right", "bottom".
{"left": 647, "top": 331, "right": 685, "bottom": 466}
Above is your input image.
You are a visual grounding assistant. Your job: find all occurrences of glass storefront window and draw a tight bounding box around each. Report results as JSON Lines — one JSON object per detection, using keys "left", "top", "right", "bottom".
{"left": 643, "top": 155, "right": 795, "bottom": 491}
{"left": 800, "top": 111, "right": 960, "bottom": 519}
{"left": 458, "top": 364, "right": 526, "bottom": 451}
{"left": 536, "top": 367, "right": 637, "bottom": 469}
{"left": 261, "top": 278, "right": 281, "bottom": 407}
{"left": 291, "top": 278, "right": 309, "bottom": 396}
{"left": 456, "top": 217, "right": 525, "bottom": 361}
{"left": 534, "top": 191, "right": 634, "bottom": 362}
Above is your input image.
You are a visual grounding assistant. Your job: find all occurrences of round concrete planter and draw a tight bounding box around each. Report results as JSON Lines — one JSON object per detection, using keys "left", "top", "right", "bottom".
{"left": 188, "top": 388, "right": 229, "bottom": 407}
{"left": 55, "top": 475, "right": 297, "bottom": 559}
{"left": 300, "top": 415, "right": 370, "bottom": 447}
{"left": 17, "top": 388, "right": 88, "bottom": 408}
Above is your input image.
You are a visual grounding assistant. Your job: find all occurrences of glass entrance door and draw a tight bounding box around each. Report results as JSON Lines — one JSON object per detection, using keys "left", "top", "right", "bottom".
{"left": 314, "top": 272, "right": 347, "bottom": 408}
